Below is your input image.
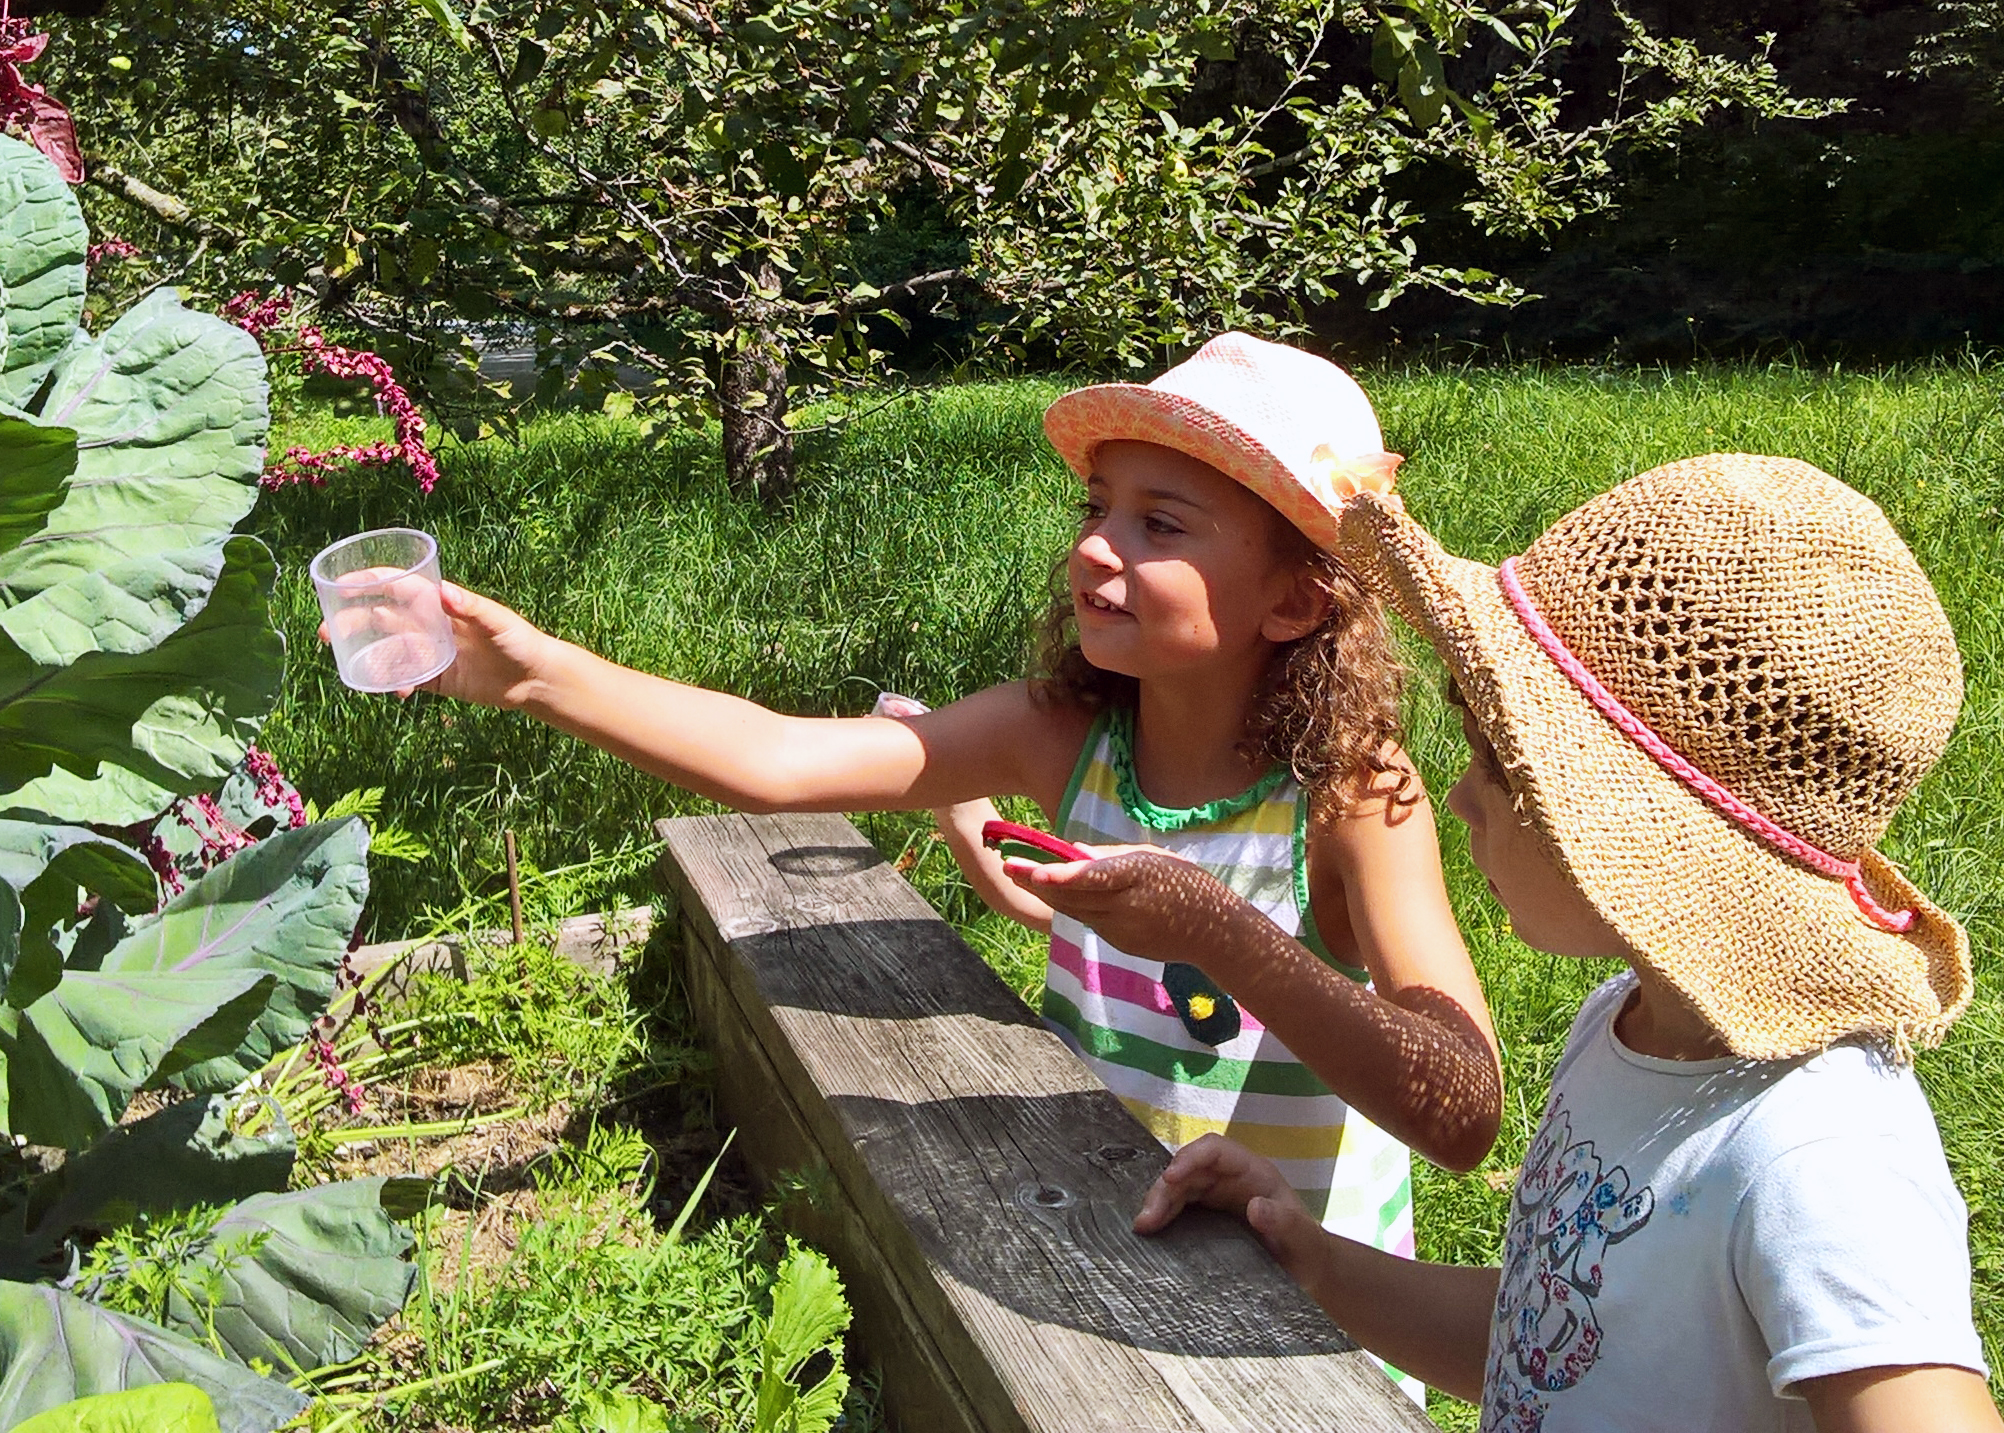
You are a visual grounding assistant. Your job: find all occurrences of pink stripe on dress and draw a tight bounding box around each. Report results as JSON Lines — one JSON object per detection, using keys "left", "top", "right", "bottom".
{"left": 1049, "top": 933, "right": 1268, "bottom": 1034}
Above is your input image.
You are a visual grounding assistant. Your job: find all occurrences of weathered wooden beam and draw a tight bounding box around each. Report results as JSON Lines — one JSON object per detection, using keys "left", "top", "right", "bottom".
{"left": 348, "top": 905, "right": 654, "bottom": 998}
{"left": 656, "top": 811, "right": 1434, "bottom": 1433}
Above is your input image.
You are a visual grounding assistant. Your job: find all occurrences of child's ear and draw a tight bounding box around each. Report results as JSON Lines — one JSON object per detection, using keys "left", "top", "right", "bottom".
{"left": 1260, "top": 565, "right": 1334, "bottom": 644}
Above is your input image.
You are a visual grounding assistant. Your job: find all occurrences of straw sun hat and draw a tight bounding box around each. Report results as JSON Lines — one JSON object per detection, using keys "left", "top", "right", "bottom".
{"left": 1043, "top": 331, "right": 1402, "bottom": 550}
{"left": 1335, "top": 453, "right": 1970, "bottom": 1060}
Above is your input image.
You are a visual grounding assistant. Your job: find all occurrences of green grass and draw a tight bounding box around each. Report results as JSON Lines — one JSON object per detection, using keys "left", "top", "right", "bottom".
{"left": 253, "top": 359, "right": 2004, "bottom": 1422}
{"left": 389, "top": 1120, "right": 831, "bottom": 1433}
{"left": 292, "top": 890, "right": 883, "bottom": 1432}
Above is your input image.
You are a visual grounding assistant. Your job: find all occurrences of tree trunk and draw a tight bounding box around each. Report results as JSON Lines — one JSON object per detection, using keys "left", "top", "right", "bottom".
{"left": 719, "top": 275, "right": 795, "bottom": 505}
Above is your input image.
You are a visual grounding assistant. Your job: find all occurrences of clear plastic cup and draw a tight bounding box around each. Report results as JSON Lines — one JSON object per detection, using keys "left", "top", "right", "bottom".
{"left": 310, "top": 528, "right": 456, "bottom": 693}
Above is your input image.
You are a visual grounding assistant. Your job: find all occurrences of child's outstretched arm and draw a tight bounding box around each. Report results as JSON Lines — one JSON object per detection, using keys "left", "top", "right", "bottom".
{"left": 1007, "top": 802, "right": 1501, "bottom": 1171}
{"left": 407, "top": 582, "right": 1086, "bottom": 815}
{"left": 872, "top": 694, "right": 1053, "bottom": 933}
{"left": 931, "top": 800, "right": 1055, "bottom": 933}
{"left": 1306, "top": 763, "right": 1503, "bottom": 1165}
{"left": 1135, "top": 1134, "right": 1496, "bottom": 1400}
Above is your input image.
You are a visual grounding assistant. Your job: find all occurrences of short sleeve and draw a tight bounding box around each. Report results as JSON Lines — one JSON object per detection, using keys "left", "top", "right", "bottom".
{"left": 1732, "top": 1133, "right": 1987, "bottom": 1397}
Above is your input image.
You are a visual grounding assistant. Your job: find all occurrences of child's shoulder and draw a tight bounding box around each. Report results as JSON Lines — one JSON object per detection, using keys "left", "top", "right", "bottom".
{"left": 1740, "top": 1038, "right": 1941, "bottom": 1157}
{"left": 1570, "top": 974, "right": 1941, "bottom": 1178}
{"left": 1303, "top": 741, "right": 1433, "bottom": 843}
{"left": 988, "top": 680, "right": 1104, "bottom": 809}
{"left": 1014, "top": 680, "right": 1103, "bottom": 744}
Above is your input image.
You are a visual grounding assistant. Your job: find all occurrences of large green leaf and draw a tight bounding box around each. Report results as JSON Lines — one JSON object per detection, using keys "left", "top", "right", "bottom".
{"left": 0, "top": 966, "right": 270, "bottom": 1149}
{"left": 13, "top": 1383, "right": 222, "bottom": 1433}
{"left": 753, "top": 1250, "right": 850, "bottom": 1433}
{"left": 100, "top": 819, "right": 367, "bottom": 1092}
{"left": 0, "top": 136, "right": 87, "bottom": 413}
{"left": 0, "top": 536, "right": 284, "bottom": 826}
{"left": 0, "top": 885, "right": 18, "bottom": 1003}
{"left": 0, "top": 768, "right": 174, "bottom": 838}
{"left": 0, "top": 545, "right": 230, "bottom": 668}
{"left": 4, "top": 1096, "right": 293, "bottom": 1273}
{"left": 0, "top": 1284, "right": 305, "bottom": 1433}
{"left": 160, "top": 1178, "right": 417, "bottom": 1374}
{"left": 57, "top": 899, "right": 128, "bottom": 974}
{"left": 0, "top": 414, "right": 77, "bottom": 559}
{"left": 0, "top": 291, "right": 267, "bottom": 600}
{"left": 0, "top": 822, "right": 156, "bottom": 1008}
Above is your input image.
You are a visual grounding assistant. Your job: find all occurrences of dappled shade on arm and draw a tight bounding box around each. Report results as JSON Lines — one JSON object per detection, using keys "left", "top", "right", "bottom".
{"left": 1024, "top": 850, "right": 1502, "bottom": 1172}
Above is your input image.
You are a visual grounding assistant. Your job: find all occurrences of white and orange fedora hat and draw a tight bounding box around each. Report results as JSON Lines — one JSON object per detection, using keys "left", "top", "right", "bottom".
{"left": 1043, "top": 331, "right": 1402, "bottom": 550}
{"left": 1335, "top": 453, "right": 1970, "bottom": 1060}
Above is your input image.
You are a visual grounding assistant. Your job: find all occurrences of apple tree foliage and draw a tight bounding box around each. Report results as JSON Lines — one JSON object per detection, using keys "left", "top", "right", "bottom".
{"left": 37, "top": 0, "right": 1835, "bottom": 500}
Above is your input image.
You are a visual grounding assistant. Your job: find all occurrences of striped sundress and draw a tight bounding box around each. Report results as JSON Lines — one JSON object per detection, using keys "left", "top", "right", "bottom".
{"left": 1043, "top": 707, "right": 1423, "bottom": 1400}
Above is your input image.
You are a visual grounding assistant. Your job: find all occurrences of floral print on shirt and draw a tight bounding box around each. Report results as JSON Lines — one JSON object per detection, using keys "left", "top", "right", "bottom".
{"left": 1481, "top": 1099, "right": 1655, "bottom": 1432}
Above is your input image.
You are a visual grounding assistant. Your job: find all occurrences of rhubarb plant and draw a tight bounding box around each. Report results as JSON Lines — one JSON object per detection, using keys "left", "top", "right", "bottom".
{"left": 0, "top": 134, "right": 415, "bottom": 1432}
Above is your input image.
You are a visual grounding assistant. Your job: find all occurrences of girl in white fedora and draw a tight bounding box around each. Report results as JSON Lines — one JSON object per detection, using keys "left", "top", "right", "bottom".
{"left": 391, "top": 334, "right": 1506, "bottom": 1400}
{"left": 1037, "top": 452, "right": 1994, "bottom": 1429}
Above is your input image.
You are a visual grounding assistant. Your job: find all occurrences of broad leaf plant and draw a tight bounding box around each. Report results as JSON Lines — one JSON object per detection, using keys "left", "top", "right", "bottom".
{"left": 0, "top": 134, "right": 416, "bottom": 1433}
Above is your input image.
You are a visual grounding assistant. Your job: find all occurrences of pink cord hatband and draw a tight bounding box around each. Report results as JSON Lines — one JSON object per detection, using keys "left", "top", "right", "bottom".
{"left": 1496, "top": 557, "right": 1916, "bottom": 934}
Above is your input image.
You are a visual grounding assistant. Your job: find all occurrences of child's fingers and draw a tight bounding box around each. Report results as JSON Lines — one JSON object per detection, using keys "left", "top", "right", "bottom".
{"left": 1132, "top": 1144, "right": 1216, "bottom": 1234}
{"left": 1131, "top": 1133, "right": 1258, "bottom": 1234}
{"left": 1001, "top": 854, "right": 1095, "bottom": 889}
{"left": 1243, "top": 1193, "right": 1330, "bottom": 1290}
{"left": 438, "top": 580, "right": 516, "bottom": 633}
{"left": 1131, "top": 1175, "right": 1193, "bottom": 1235}
{"left": 1005, "top": 852, "right": 1134, "bottom": 889}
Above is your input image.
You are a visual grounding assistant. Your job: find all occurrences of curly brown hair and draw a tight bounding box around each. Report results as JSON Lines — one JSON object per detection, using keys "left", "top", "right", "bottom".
{"left": 1028, "top": 538, "right": 1414, "bottom": 808}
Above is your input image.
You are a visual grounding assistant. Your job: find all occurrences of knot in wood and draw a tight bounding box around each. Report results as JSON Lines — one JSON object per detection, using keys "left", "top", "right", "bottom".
{"left": 1016, "top": 1181, "right": 1076, "bottom": 1212}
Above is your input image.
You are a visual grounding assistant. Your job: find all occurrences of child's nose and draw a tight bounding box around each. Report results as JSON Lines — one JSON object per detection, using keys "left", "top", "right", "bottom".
{"left": 1075, "top": 530, "right": 1122, "bottom": 571}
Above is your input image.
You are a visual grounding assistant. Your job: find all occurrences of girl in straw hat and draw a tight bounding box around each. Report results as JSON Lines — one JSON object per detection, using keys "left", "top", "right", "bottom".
{"left": 381, "top": 334, "right": 1504, "bottom": 1372}
{"left": 1042, "top": 453, "right": 1994, "bottom": 1429}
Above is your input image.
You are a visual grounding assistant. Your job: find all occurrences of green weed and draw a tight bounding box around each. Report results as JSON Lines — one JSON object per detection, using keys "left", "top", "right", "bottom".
{"left": 387, "top": 1122, "right": 867, "bottom": 1432}
{"left": 388, "top": 938, "right": 661, "bottom": 1116}
{"left": 74, "top": 1205, "right": 273, "bottom": 1359}
{"left": 297, "top": 932, "right": 883, "bottom": 1432}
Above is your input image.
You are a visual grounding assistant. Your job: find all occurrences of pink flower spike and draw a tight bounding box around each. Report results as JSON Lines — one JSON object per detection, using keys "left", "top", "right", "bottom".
{"left": 141, "top": 834, "right": 185, "bottom": 900}
{"left": 229, "top": 294, "right": 441, "bottom": 494}
{"left": 86, "top": 236, "right": 141, "bottom": 267}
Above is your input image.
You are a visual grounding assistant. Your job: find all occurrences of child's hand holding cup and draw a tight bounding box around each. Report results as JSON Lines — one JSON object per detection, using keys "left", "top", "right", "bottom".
{"left": 310, "top": 528, "right": 457, "bottom": 693}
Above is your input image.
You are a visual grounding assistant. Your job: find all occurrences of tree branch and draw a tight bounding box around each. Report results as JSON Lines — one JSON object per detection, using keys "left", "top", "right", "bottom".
{"left": 502, "top": 191, "right": 595, "bottom": 208}
{"left": 661, "top": 0, "right": 722, "bottom": 39}
{"left": 360, "top": 35, "right": 545, "bottom": 246}
{"left": 82, "top": 159, "right": 241, "bottom": 250}
{"left": 1243, "top": 144, "right": 1316, "bottom": 180}
{"left": 835, "top": 267, "right": 974, "bottom": 315}
{"left": 497, "top": 288, "right": 735, "bottom": 324}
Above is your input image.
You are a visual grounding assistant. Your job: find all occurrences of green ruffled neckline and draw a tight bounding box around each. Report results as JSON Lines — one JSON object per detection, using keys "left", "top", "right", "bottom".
{"left": 1107, "top": 706, "right": 1289, "bottom": 832}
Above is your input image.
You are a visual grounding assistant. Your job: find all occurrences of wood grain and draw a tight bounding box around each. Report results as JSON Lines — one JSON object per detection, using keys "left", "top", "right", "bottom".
{"left": 657, "top": 811, "right": 1436, "bottom": 1433}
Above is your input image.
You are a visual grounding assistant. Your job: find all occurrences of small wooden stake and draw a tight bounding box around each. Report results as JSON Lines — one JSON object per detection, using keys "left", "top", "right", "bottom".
{"left": 503, "top": 829, "right": 524, "bottom": 945}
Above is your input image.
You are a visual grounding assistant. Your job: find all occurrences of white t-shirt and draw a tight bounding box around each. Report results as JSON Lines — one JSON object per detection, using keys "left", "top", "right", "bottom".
{"left": 1479, "top": 972, "right": 1986, "bottom": 1433}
